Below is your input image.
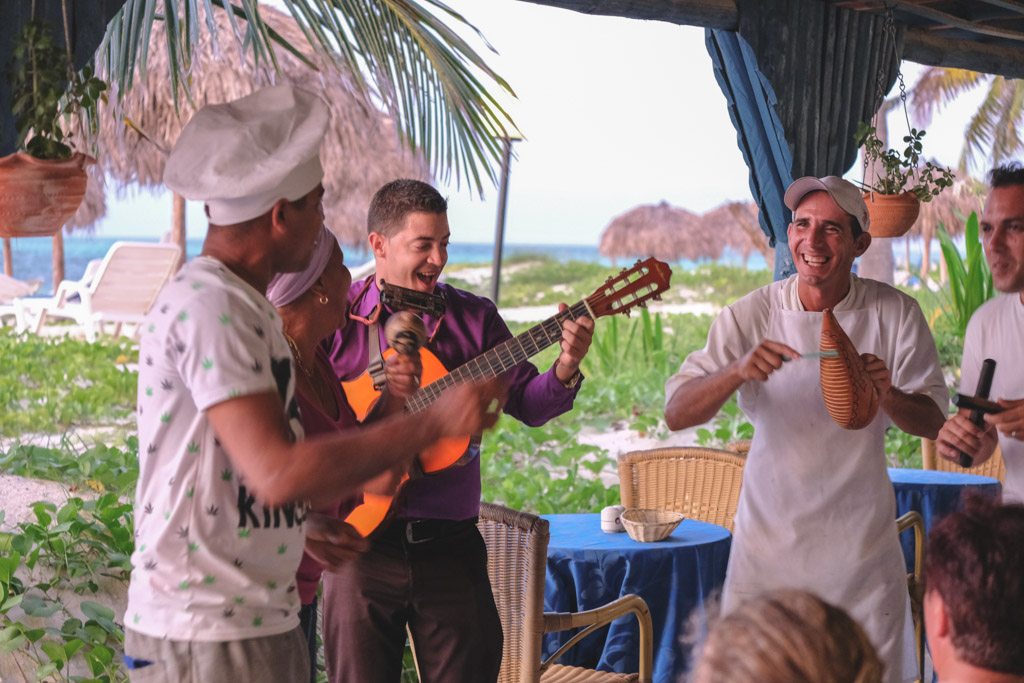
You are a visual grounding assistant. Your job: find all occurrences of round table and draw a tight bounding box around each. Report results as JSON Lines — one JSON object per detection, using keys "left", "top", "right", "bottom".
{"left": 542, "top": 513, "right": 731, "bottom": 683}
{"left": 889, "top": 467, "right": 1001, "bottom": 570}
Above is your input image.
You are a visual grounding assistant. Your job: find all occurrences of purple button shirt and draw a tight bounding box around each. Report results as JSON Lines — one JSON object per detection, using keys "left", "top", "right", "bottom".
{"left": 325, "top": 277, "right": 581, "bottom": 520}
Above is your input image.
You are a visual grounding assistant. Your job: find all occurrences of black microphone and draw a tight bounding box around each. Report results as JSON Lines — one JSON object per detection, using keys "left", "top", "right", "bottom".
{"left": 959, "top": 358, "right": 996, "bottom": 468}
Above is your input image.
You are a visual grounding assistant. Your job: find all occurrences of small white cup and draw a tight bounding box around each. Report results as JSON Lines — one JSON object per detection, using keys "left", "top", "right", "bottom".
{"left": 600, "top": 505, "right": 626, "bottom": 533}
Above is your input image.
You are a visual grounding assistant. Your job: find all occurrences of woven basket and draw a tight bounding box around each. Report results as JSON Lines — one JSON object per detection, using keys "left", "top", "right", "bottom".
{"left": 621, "top": 509, "right": 684, "bottom": 543}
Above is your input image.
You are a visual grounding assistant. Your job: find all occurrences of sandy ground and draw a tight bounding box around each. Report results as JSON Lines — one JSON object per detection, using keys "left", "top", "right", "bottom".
{"left": 579, "top": 423, "right": 702, "bottom": 486}
{"left": 0, "top": 474, "right": 82, "bottom": 531}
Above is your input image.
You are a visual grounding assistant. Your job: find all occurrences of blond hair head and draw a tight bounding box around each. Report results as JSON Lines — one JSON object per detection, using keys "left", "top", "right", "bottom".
{"left": 693, "top": 590, "right": 883, "bottom": 683}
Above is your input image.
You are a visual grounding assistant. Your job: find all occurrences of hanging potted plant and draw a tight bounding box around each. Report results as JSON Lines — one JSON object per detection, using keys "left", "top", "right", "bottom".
{"left": 0, "top": 17, "right": 106, "bottom": 239}
{"left": 853, "top": 121, "right": 954, "bottom": 238}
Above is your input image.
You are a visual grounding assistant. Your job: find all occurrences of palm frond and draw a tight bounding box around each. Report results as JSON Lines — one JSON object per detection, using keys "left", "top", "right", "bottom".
{"left": 959, "top": 77, "right": 1006, "bottom": 174}
{"left": 95, "top": 0, "right": 517, "bottom": 193}
{"left": 907, "top": 67, "right": 986, "bottom": 127}
{"left": 990, "top": 80, "right": 1024, "bottom": 168}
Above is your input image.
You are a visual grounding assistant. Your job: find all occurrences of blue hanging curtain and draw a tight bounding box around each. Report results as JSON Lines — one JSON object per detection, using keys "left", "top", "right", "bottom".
{"left": 706, "top": 0, "right": 903, "bottom": 279}
{"left": 706, "top": 31, "right": 794, "bottom": 279}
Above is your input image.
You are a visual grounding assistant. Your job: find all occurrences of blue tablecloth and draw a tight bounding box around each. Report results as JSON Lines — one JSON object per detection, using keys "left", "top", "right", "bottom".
{"left": 542, "top": 514, "right": 731, "bottom": 683}
{"left": 889, "top": 467, "right": 1001, "bottom": 571}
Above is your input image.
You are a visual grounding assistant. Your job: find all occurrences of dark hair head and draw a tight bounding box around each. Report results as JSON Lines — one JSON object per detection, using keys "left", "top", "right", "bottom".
{"left": 924, "top": 495, "right": 1024, "bottom": 675}
{"left": 988, "top": 163, "right": 1024, "bottom": 189}
{"left": 367, "top": 179, "right": 447, "bottom": 237}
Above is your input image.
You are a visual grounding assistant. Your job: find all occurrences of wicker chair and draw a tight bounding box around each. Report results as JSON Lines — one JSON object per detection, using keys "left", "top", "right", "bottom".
{"left": 897, "top": 511, "right": 925, "bottom": 683}
{"left": 476, "top": 503, "right": 653, "bottom": 683}
{"left": 618, "top": 447, "right": 746, "bottom": 532}
{"left": 724, "top": 439, "right": 752, "bottom": 457}
{"left": 921, "top": 438, "right": 1006, "bottom": 481}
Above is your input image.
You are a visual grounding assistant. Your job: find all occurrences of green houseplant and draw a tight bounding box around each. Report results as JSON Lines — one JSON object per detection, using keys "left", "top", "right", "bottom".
{"left": 854, "top": 122, "right": 955, "bottom": 238}
{"left": 0, "top": 17, "right": 106, "bottom": 239}
{"left": 936, "top": 211, "right": 994, "bottom": 341}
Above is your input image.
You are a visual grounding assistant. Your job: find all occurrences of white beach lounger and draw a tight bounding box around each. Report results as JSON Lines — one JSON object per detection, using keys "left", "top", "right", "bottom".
{"left": 0, "top": 273, "right": 42, "bottom": 326}
{"left": 14, "top": 241, "right": 181, "bottom": 342}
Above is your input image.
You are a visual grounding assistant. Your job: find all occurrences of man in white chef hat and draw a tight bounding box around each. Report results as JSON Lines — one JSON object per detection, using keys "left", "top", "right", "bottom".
{"left": 122, "top": 84, "right": 503, "bottom": 682}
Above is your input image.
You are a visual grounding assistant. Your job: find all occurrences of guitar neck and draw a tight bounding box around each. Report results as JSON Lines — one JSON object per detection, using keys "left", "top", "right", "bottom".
{"left": 405, "top": 298, "right": 593, "bottom": 414}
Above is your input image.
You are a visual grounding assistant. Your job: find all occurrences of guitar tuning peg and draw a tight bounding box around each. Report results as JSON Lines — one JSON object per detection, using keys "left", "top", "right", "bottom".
{"left": 624, "top": 310, "right": 632, "bottom": 318}
{"left": 653, "top": 294, "right": 662, "bottom": 301}
{"left": 638, "top": 301, "right": 648, "bottom": 308}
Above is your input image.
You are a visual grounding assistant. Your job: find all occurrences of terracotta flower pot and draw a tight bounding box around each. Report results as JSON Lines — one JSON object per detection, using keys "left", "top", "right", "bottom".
{"left": 863, "top": 191, "right": 921, "bottom": 238}
{"left": 0, "top": 151, "right": 93, "bottom": 238}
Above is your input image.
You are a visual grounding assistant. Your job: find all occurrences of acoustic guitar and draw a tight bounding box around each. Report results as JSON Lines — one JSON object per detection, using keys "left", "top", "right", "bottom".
{"left": 342, "top": 257, "right": 673, "bottom": 536}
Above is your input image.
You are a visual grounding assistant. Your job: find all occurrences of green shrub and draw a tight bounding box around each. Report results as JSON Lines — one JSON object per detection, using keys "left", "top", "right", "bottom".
{"left": 0, "top": 329, "right": 137, "bottom": 437}
{"left": 0, "top": 495, "right": 132, "bottom": 682}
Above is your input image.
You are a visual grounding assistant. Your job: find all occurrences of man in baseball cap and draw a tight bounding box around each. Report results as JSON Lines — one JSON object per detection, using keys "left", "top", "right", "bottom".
{"left": 123, "top": 84, "right": 504, "bottom": 682}
{"left": 665, "top": 173, "right": 945, "bottom": 682}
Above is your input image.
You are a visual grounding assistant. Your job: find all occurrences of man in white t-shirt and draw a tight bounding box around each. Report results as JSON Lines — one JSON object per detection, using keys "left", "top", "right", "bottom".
{"left": 936, "top": 163, "right": 1024, "bottom": 502}
{"left": 123, "top": 84, "right": 503, "bottom": 682}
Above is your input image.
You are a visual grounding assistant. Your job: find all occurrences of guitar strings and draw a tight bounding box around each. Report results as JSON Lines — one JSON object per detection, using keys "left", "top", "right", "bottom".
{"left": 404, "top": 263, "right": 664, "bottom": 414}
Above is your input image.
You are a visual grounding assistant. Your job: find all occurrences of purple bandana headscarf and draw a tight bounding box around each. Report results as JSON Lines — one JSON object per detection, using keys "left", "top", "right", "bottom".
{"left": 266, "top": 226, "right": 336, "bottom": 307}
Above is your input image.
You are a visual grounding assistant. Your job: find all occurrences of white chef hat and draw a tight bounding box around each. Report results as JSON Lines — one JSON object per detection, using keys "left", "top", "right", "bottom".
{"left": 164, "top": 84, "right": 330, "bottom": 225}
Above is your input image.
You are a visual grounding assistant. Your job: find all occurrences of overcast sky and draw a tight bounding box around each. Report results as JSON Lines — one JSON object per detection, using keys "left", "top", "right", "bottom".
{"left": 92, "top": 0, "right": 987, "bottom": 245}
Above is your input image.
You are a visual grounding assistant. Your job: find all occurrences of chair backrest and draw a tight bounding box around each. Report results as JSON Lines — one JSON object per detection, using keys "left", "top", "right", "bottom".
{"left": 922, "top": 438, "right": 1006, "bottom": 482}
{"left": 478, "top": 502, "right": 549, "bottom": 683}
{"left": 618, "top": 447, "right": 746, "bottom": 532}
{"left": 87, "top": 242, "right": 181, "bottom": 315}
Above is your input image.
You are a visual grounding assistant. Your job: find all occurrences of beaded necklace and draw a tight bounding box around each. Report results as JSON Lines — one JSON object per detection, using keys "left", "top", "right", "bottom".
{"left": 284, "top": 332, "right": 339, "bottom": 420}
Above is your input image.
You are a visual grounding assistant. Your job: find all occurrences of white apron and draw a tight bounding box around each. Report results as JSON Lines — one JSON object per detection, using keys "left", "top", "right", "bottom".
{"left": 722, "top": 305, "right": 916, "bottom": 683}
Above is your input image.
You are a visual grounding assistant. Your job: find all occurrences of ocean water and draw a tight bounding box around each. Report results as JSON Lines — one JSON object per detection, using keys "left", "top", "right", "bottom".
{"left": 4, "top": 235, "right": 770, "bottom": 294}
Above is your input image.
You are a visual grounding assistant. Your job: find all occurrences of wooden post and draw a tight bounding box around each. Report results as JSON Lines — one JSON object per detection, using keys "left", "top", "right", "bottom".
{"left": 172, "top": 192, "right": 186, "bottom": 269}
{"left": 490, "top": 137, "right": 518, "bottom": 306}
{"left": 52, "top": 230, "right": 65, "bottom": 291}
{"left": 2, "top": 238, "right": 11, "bottom": 276}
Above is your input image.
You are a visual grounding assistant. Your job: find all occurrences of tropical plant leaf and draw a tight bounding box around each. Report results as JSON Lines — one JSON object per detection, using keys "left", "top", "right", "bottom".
{"left": 908, "top": 68, "right": 1024, "bottom": 175}
{"left": 907, "top": 67, "right": 986, "bottom": 127}
{"left": 95, "top": 0, "right": 517, "bottom": 192}
{"left": 935, "top": 213, "right": 994, "bottom": 339}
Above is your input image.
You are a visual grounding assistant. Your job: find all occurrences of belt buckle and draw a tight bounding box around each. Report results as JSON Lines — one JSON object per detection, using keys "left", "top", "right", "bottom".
{"left": 404, "top": 520, "right": 433, "bottom": 545}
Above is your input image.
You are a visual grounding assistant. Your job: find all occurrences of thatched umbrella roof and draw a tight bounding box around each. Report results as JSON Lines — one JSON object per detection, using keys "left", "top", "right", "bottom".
{"left": 913, "top": 176, "right": 986, "bottom": 239}
{"left": 599, "top": 201, "right": 714, "bottom": 262}
{"left": 700, "top": 201, "right": 773, "bottom": 267}
{"left": 84, "top": 4, "right": 428, "bottom": 245}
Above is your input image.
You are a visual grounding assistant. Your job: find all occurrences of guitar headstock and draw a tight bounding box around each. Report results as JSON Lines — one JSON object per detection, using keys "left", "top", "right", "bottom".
{"left": 587, "top": 258, "right": 672, "bottom": 318}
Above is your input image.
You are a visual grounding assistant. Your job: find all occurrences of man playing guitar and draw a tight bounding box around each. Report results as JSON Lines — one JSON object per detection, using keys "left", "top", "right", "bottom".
{"left": 321, "top": 179, "right": 595, "bottom": 682}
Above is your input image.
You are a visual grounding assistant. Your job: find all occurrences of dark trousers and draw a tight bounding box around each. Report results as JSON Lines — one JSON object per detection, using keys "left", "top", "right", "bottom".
{"left": 322, "top": 519, "right": 503, "bottom": 683}
{"left": 298, "top": 598, "right": 319, "bottom": 683}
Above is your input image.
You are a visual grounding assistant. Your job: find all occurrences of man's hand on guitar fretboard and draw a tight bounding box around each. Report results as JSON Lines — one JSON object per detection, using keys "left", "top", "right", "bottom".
{"left": 554, "top": 301, "right": 595, "bottom": 384}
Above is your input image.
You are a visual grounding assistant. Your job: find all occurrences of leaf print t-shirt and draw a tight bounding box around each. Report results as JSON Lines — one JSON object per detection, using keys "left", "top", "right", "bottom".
{"left": 127, "top": 256, "right": 308, "bottom": 641}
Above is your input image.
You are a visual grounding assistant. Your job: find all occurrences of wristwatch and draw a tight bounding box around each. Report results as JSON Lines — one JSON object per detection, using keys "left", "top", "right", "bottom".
{"left": 559, "top": 368, "right": 582, "bottom": 390}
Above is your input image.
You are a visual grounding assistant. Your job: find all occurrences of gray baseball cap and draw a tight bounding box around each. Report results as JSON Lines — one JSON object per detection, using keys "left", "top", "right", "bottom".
{"left": 784, "top": 176, "right": 869, "bottom": 235}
